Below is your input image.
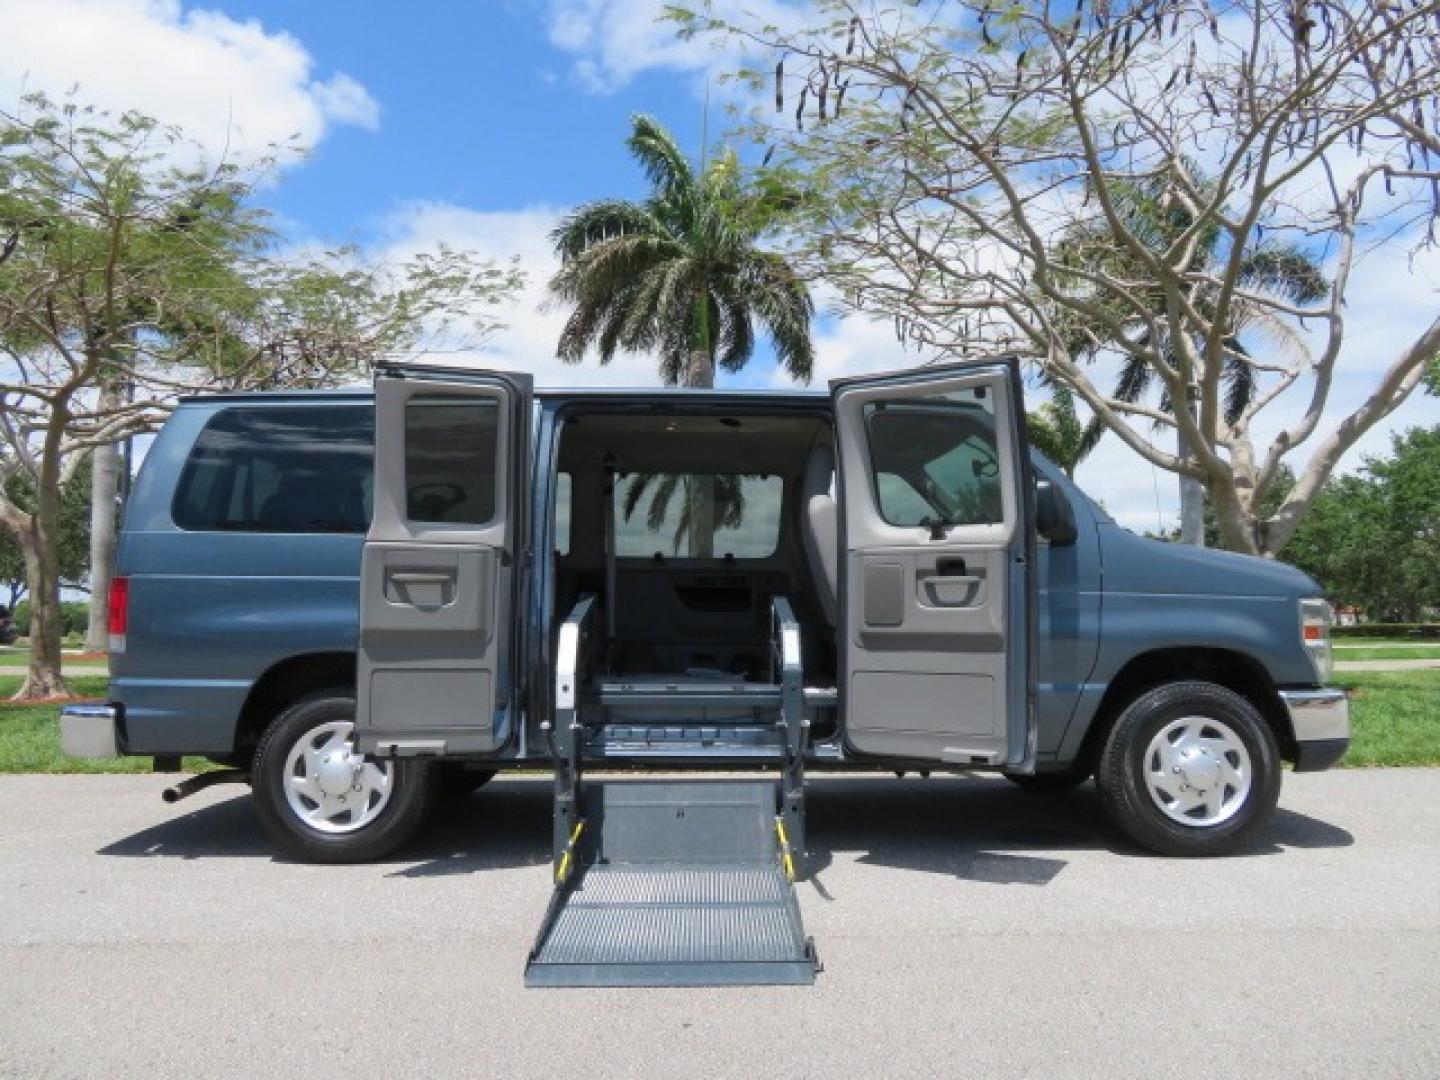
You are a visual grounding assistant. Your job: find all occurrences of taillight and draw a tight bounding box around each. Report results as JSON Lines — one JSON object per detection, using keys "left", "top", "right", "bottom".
{"left": 108, "top": 576, "right": 129, "bottom": 654}
{"left": 1299, "top": 598, "right": 1333, "bottom": 681}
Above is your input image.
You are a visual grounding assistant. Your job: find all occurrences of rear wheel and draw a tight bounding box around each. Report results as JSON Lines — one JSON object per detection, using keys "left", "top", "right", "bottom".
{"left": 251, "top": 691, "right": 435, "bottom": 863}
{"left": 1096, "top": 680, "right": 1281, "bottom": 857}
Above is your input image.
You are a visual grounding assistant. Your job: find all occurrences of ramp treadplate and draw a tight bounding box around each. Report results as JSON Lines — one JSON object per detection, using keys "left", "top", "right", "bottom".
{"left": 525, "top": 781, "right": 817, "bottom": 987}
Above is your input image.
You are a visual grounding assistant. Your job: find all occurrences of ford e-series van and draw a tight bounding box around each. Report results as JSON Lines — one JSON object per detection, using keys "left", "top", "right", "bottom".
{"left": 62, "top": 361, "right": 1349, "bottom": 984}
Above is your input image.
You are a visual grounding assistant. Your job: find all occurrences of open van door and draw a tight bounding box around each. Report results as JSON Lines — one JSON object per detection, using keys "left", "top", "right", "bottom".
{"left": 832, "top": 360, "right": 1036, "bottom": 768}
{"left": 354, "top": 365, "right": 532, "bottom": 756}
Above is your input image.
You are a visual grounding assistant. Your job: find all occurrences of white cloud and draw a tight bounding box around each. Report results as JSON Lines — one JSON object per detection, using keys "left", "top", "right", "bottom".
{"left": 0, "top": 0, "right": 378, "bottom": 162}
{"left": 377, "top": 201, "right": 668, "bottom": 387}
{"left": 543, "top": 0, "right": 797, "bottom": 95}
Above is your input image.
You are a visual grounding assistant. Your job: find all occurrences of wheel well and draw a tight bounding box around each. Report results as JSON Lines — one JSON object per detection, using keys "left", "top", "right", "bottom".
{"left": 1077, "top": 647, "right": 1294, "bottom": 769}
{"left": 234, "top": 652, "right": 356, "bottom": 761}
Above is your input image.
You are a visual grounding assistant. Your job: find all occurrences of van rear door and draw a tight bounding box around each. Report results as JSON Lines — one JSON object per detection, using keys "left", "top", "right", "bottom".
{"left": 354, "top": 365, "right": 532, "bottom": 756}
{"left": 831, "top": 360, "right": 1036, "bottom": 768}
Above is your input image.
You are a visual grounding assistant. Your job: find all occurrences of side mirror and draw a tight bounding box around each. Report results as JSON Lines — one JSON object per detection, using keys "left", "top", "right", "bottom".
{"left": 1035, "top": 479, "right": 1078, "bottom": 547}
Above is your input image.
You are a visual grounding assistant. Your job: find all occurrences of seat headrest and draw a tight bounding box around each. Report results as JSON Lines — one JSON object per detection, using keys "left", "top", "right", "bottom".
{"left": 802, "top": 440, "right": 835, "bottom": 497}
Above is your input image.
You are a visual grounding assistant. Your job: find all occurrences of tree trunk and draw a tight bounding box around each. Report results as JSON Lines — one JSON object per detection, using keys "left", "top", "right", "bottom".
{"left": 85, "top": 428, "right": 120, "bottom": 652}
{"left": 684, "top": 352, "right": 716, "bottom": 554}
{"left": 1177, "top": 399, "right": 1205, "bottom": 547}
{"left": 1208, "top": 476, "right": 1263, "bottom": 556}
{"left": 1178, "top": 473, "right": 1206, "bottom": 546}
{"left": 684, "top": 297, "right": 716, "bottom": 558}
{"left": 16, "top": 518, "right": 68, "bottom": 700}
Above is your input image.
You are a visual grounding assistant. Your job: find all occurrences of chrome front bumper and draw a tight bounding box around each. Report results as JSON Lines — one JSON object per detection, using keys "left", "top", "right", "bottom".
{"left": 60, "top": 703, "right": 121, "bottom": 758}
{"left": 1278, "top": 688, "right": 1350, "bottom": 771}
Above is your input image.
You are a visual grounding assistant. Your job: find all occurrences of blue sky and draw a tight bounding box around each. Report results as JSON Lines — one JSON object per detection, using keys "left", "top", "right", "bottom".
{"left": 3, "top": 0, "right": 1437, "bottom": 532}
{"left": 221, "top": 1, "right": 710, "bottom": 240}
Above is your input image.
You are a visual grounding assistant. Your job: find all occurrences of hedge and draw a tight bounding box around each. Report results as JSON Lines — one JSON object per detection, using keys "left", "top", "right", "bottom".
{"left": 12, "top": 600, "right": 91, "bottom": 638}
{"left": 1333, "top": 623, "right": 1440, "bottom": 640}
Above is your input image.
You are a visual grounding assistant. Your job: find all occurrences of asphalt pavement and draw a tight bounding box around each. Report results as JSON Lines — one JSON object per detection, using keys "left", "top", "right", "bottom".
{"left": 2, "top": 770, "right": 1438, "bottom": 1079}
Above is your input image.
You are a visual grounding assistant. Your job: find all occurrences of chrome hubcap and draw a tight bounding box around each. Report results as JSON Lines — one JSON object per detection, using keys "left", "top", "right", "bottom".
{"left": 283, "top": 720, "right": 393, "bottom": 834}
{"left": 1143, "top": 716, "right": 1252, "bottom": 827}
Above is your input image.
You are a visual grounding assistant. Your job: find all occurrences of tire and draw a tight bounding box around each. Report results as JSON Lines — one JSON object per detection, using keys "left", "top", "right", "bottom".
{"left": 1096, "top": 680, "right": 1281, "bottom": 857}
{"left": 251, "top": 691, "right": 436, "bottom": 863}
{"left": 1004, "top": 769, "right": 1090, "bottom": 792}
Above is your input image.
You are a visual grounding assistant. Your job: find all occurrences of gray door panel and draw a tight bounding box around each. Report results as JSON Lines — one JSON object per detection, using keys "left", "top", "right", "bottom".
{"left": 355, "top": 368, "right": 531, "bottom": 756}
{"left": 832, "top": 362, "right": 1034, "bottom": 766}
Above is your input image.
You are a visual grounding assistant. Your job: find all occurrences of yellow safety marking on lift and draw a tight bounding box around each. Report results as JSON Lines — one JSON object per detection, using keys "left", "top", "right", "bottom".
{"left": 775, "top": 817, "right": 795, "bottom": 882}
{"left": 555, "top": 819, "right": 586, "bottom": 884}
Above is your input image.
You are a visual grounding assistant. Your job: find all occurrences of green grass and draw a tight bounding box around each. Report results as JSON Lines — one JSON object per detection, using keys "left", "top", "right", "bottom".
{"left": 0, "top": 674, "right": 211, "bottom": 773}
{"left": 1337, "top": 669, "right": 1440, "bottom": 767}
{"left": 0, "top": 668, "right": 1435, "bottom": 774}
{"left": 0, "top": 649, "right": 109, "bottom": 668}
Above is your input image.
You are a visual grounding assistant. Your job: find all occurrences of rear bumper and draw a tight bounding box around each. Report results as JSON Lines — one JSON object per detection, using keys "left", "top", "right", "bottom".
{"left": 1279, "top": 688, "right": 1350, "bottom": 772}
{"left": 60, "top": 703, "right": 122, "bottom": 758}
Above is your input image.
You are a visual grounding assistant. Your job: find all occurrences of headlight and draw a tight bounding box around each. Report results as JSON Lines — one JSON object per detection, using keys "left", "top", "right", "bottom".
{"left": 1299, "top": 598, "right": 1334, "bottom": 681}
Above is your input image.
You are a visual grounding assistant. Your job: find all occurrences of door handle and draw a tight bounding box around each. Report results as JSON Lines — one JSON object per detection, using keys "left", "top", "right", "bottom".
{"left": 936, "top": 558, "right": 968, "bottom": 577}
{"left": 389, "top": 571, "right": 453, "bottom": 585}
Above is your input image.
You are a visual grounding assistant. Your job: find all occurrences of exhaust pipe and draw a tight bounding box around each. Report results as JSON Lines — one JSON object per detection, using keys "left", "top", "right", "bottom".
{"left": 162, "top": 769, "right": 249, "bottom": 804}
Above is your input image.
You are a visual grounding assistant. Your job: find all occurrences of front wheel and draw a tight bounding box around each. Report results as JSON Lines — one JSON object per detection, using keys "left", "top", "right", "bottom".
{"left": 251, "top": 691, "right": 435, "bottom": 863}
{"left": 1096, "top": 680, "right": 1281, "bottom": 857}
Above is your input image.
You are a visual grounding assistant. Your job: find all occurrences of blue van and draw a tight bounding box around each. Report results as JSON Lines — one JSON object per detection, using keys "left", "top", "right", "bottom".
{"left": 63, "top": 362, "right": 1347, "bottom": 873}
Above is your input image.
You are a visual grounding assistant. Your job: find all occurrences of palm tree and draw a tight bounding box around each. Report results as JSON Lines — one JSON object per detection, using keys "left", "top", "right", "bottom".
{"left": 1058, "top": 165, "right": 1327, "bottom": 544}
{"left": 1027, "top": 385, "right": 1100, "bottom": 479}
{"left": 550, "top": 114, "right": 815, "bottom": 554}
{"left": 549, "top": 114, "right": 814, "bottom": 390}
{"left": 620, "top": 472, "right": 747, "bottom": 556}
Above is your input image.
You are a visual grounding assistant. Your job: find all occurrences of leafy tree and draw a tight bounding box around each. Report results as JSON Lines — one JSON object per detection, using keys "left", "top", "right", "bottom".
{"left": 1287, "top": 428, "right": 1440, "bottom": 620}
{"left": 680, "top": 0, "right": 1440, "bottom": 557}
{"left": 1056, "top": 168, "right": 1327, "bottom": 545}
{"left": 0, "top": 456, "right": 92, "bottom": 610}
{"left": 0, "top": 94, "right": 521, "bottom": 698}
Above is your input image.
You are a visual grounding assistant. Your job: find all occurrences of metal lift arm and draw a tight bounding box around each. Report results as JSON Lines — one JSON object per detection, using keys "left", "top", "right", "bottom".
{"left": 770, "top": 596, "right": 808, "bottom": 879}
{"left": 549, "top": 593, "right": 596, "bottom": 878}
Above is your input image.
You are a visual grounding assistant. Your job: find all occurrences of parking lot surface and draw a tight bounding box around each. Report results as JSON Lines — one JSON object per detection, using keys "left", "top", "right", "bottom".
{"left": 3, "top": 770, "right": 1438, "bottom": 1078}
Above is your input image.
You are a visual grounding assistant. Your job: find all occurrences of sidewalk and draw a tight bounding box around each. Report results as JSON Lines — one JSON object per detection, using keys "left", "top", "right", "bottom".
{"left": 1335, "top": 657, "right": 1440, "bottom": 673}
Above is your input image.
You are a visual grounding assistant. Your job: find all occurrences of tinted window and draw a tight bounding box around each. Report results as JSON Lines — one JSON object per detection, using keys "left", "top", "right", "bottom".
{"left": 554, "top": 472, "right": 572, "bottom": 556}
{"left": 404, "top": 395, "right": 499, "bottom": 524}
{"left": 172, "top": 405, "right": 373, "bottom": 533}
{"left": 613, "top": 473, "right": 783, "bottom": 558}
{"left": 863, "top": 390, "right": 1004, "bottom": 528}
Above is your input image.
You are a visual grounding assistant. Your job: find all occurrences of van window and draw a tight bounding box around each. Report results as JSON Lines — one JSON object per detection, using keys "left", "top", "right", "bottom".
{"left": 614, "top": 473, "right": 782, "bottom": 558}
{"left": 172, "top": 405, "right": 373, "bottom": 533}
{"left": 404, "top": 395, "right": 499, "bottom": 524}
{"left": 554, "top": 472, "right": 572, "bottom": 556}
{"left": 863, "top": 390, "right": 1004, "bottom": 528}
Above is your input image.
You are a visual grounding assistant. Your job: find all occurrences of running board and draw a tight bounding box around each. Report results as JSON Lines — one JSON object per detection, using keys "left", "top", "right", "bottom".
{"left": 525, "top": 780, "right": 818, "bottom": 988}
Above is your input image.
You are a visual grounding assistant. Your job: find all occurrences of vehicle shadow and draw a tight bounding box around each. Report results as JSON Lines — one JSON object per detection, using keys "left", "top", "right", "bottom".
{"left": 97, "top": 774, "right": 1353, "bottom": 884}
{"left": 800, "top": 775, "right": 1355, "bottom": 892}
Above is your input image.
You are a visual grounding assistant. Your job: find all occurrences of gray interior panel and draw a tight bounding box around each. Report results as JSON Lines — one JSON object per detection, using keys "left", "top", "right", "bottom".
{"left": 355, "top": 370, "right": 530, "bottom": 756}
{"left": 368, "top": 668, "right": 494, "bottom": 731}
{"left": 832, "top": 364, "right": 1031, "bottom": 765}
{"left": 862, "top": 562, "right": 905, "bottom": 627}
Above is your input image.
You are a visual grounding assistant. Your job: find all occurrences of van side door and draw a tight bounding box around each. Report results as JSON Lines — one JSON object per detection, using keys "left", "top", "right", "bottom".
{"left": 831, "top": 360, "right": 1036, "bottom": 767}
{"left": 354, "top": 366, "right": 532, "bottom": 756}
